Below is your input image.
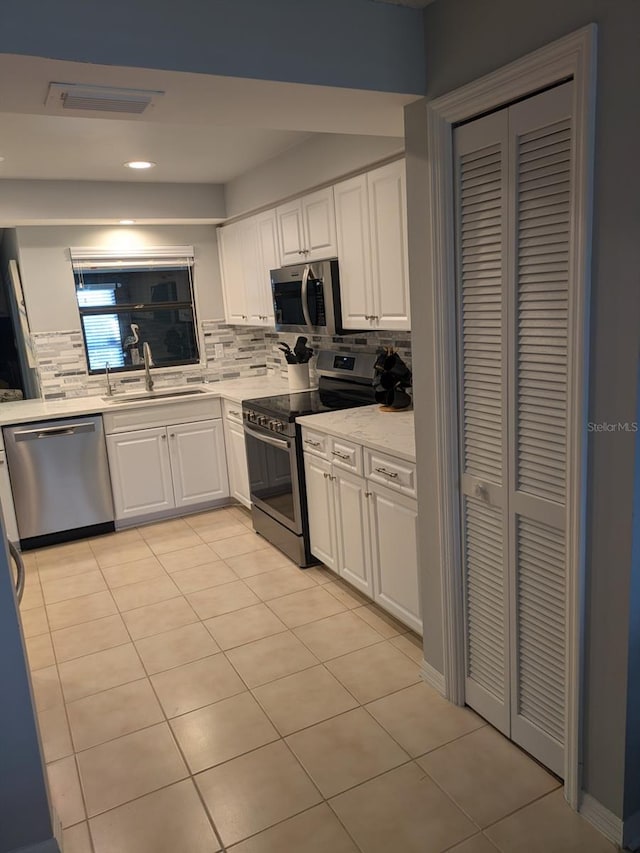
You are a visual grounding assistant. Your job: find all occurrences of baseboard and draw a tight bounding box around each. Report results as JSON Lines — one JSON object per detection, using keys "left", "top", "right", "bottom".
{"left": 115, "top": 497, "right": 233, "bottom": 530}
{"left": 420, "top": 658, "right": 446, "bottom": 696}
{"left": 579, "top": 792, "right": 623, "bottom": 847}
{"left": 623, "top": 808, "right": 640, "bottom": 851}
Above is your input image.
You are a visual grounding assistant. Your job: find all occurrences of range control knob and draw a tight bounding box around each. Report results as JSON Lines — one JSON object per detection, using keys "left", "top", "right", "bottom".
{"left": 257, "top": 415, "right": 267, "bottom": 427}
{"left": 274, "top": 421, "right": 284, "bottom": 433}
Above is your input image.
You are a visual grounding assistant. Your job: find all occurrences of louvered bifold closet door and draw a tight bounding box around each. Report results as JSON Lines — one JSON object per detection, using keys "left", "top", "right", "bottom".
{"left": 507, "top": 82, "right": 572, "bottom": 778}
{"left": 454, "top": 111, "right": 511, "bottom": 735}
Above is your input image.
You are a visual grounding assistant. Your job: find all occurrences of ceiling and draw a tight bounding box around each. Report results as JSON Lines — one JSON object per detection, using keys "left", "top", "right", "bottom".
{"left": 0, "top": 55, "right": 416, "bottom": 184}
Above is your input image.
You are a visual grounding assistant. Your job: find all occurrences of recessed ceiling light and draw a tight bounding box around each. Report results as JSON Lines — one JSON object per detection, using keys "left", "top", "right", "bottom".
{"left": 119, "top": 219, "right": 136, "bottom": 225}
{"left": 124, "top": 160, "right": 155, "bottom": 170}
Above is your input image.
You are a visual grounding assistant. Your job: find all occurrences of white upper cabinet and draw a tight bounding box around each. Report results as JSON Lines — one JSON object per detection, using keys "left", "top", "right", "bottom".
{"left": 334, "top": 174, "right": 373, "bottom": 328}
{"left": 277, "top": 187, "right": 337, "bottom": 264}
{"left": 251, "top": 210, "right": 279, "bottom": 326}
{"left": 219, "top": 210, "right": 278, "bottom": 327}
{"left": 337, "top": 160, "right": 411, "bottom": 332}
{"left": 218, "top": 221, "right": 248, "bottom": 324}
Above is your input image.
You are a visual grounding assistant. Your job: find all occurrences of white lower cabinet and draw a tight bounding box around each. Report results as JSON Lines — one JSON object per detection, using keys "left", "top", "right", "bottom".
{"left": 107, "top": 418, "right": 229, "bottom": 523}
{"left": 169, "top": 420, "right": 229, "bottom": 508}
{"left": 107, "top": 428, "right": 174, "bottom": 520}
{"left": 304, "top": 454, "right": 337, "bottom": 572}
{"left": 0, "top": 449, "right": 19, "bottom": 542}
{"left": 368, "top": 481, "right": 421, "bottom": 633}
{"left": 303, "top": 435, "right": 420, "bottom": 632}
{"left": 333, "top": 468, "right": 373, "bottom": 596}
{"left": 223, "top": 404, "right": 251, "bottom": 508}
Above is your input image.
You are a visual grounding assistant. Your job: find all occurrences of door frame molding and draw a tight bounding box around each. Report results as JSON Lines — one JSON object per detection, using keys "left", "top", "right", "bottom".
{"left": 425, "top": 24, "right": 597, "bottom": 808}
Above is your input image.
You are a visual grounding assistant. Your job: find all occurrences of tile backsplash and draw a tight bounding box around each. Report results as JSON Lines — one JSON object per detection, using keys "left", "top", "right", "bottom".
{"left": 263, "top": 330, "right": 412, "bottom": 384}
{"left": 31, "top": 321, "right": 411, "bottom": 400}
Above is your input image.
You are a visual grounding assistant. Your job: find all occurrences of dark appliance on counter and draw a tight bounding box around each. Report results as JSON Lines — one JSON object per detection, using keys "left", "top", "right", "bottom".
{"left": 271, "top": 258, "right": 349, "bottom": 336}
{"left": 242, "top": 349, "right": 378, "bottom": 567}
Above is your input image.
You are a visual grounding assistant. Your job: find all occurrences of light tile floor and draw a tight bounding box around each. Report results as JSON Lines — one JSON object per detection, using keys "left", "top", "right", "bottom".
{"left": 20, "top": 506, "right": 616, "bottom": 853}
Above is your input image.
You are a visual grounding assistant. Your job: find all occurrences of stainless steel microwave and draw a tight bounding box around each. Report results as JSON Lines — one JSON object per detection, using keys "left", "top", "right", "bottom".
{"left": 271, "top": 258, "right": 345, "bottom": 336}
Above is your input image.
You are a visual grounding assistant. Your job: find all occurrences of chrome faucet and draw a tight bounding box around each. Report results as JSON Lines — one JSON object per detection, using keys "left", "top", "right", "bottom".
{"left": 143, "top": 342, "right": 154, "bottom": 392}
{"left": 105, "top": 361, "right": 113, "bottom": 397}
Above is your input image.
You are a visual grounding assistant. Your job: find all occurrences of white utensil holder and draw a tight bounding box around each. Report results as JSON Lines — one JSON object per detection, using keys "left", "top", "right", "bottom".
{"left": 288, "top": 363, "right": 310, "bottom": 392}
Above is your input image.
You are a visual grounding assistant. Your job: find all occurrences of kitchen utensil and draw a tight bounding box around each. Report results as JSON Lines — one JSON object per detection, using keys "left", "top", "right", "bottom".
{"left": 293, "top": 336, "right": 308, "bottom": 360}
{"left": 279, "top": 343, "right": 298, "bottom": 364}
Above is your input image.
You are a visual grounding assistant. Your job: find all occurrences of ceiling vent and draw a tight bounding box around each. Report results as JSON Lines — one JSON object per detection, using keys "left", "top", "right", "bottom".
{"left": 45, "top": 83, "right": 164, "bottom": 116}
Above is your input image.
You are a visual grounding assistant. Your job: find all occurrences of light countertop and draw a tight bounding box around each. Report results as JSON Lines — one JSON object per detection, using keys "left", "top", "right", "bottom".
{"left": 297, "top": 404, "right": 415, "bottom": 462}
{"left": 0, "top": 376, "right": 290, "bottom": 429}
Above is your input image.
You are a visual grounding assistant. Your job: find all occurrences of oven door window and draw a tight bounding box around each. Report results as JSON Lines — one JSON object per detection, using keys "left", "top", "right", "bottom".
{"left": 245, "top": 428, "right": 300, "bottom": 534}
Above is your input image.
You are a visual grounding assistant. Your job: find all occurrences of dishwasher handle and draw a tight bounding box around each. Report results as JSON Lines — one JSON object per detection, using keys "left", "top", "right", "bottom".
{"left": 9, "top": 542, "right": 25, "bottom": 605}
{"left": 14, "top": 422, "right": 97, "bottom": 441}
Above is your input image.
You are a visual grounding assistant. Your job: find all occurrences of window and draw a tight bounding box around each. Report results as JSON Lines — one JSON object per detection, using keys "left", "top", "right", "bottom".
{"left": 72, "top": 248, "right": 199, "bottom": 374}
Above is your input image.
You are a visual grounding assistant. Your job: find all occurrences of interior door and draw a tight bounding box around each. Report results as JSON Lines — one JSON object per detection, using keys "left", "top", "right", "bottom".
{"left": 455, "top": 82, "right": 572, "bottom": 777}
{"left": 506, "top": 83, "right": 571, "bottom": 777}
{"left": 455, "top": 109, "right": 511, "bottom": 736}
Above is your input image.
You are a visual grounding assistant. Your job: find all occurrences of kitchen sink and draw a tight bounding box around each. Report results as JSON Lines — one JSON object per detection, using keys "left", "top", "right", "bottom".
{"left": 102, "top": 388, "right": 209, "bottom": 403}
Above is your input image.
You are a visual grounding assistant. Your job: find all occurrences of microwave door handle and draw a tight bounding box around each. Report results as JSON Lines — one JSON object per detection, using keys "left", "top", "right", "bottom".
{"left": 301, "top": 264, "right": 313, "bottom": 327}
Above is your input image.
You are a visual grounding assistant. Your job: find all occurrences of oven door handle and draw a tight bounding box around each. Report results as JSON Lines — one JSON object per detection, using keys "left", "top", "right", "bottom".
{"left": 244, "top": 424, "right": 291, "bottom": 450}
{"left": 301, "top": 264, "right": 313, "bottom": 327}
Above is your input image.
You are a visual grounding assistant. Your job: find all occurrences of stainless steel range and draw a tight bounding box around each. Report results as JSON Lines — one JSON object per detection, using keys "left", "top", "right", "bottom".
{"left": 242, "top": 349, "right": 378, "bottom": 567}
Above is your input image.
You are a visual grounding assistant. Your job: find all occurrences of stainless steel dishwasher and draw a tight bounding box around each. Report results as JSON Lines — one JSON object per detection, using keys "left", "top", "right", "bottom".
{"left": 4, "top": 415, "right": 115, "bottom": 549}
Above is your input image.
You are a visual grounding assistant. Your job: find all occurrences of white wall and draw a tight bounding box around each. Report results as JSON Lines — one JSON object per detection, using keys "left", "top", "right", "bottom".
{"left": 0, "top": 181, "right": 225, "bottom": 227}
{"left": 15, "top": 224, "right": 224, "bottom": 334}
{"left": 224, "top": 133, "right": 403, "bottom": 218}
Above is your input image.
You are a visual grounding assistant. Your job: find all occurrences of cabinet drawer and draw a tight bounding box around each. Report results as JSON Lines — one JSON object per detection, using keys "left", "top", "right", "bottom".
{"left": 300, "top": 428, "right": 329, "bottom": 459}
{"left": 223, "top": 399, "right": 244, "bottom": 425}
{"left": 365, "top": 448, "right": 416, "bottom": 497}
{"left": 103, "top": 397, "right": 221, "bottom": 434}
{"left": 329, "top": 437, "right": 363, "bottom": 475}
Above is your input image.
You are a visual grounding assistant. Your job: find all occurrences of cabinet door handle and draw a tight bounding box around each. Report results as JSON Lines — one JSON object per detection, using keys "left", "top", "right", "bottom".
{"left": 305, "top": 439, "right": 321, "bottom": 447}
{"left": 169, "top": 433, "right": 175, "bottom": 438}
{"left": 375, "top": 467, "right": 398, "bottom": 479}
{"left": 365, "top": 491, "right": 372, "bottom": 498}
{"left": 161, "top": 434, "right": 167, "bottom": 441}
{"left": 331, "top": 450, "right": 350, "bottom": 460}
{"left": 323, "top": 472, "right": 329, "bottom": 479}
{"left": 229, "top": 410, "right": 240, "bottom": 417}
